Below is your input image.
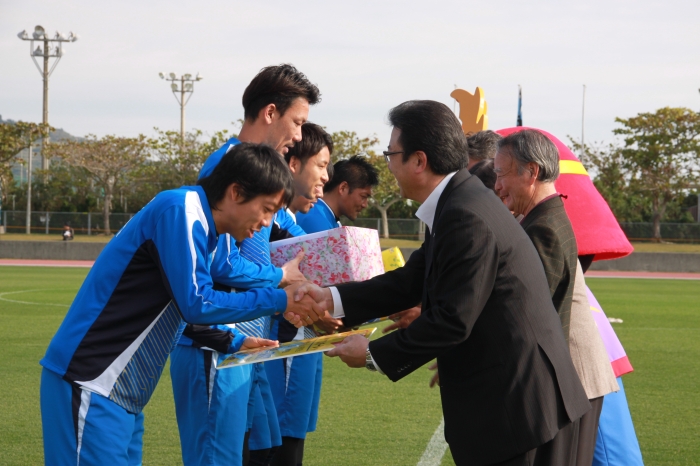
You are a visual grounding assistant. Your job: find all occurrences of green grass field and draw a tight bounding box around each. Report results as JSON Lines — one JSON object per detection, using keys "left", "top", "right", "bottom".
{"left": 4, "top": 233, "right": 700, "bottom": 254}
{"left": 380, "top": 239, "right": 700, "bottom": 253}
{"left": 0, "top": 267, "right": 698, "bottom": 465}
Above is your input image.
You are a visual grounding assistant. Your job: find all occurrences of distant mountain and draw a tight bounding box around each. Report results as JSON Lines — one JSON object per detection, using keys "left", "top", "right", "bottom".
{"left": 0, "top": 114, "right": 81, "bottom": 142}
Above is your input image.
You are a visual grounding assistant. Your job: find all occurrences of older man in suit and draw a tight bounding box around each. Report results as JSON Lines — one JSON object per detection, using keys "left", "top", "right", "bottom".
{"left": 494, "top": 130, "right": 619, "bottom": 465}
{"left": 494, "top": 131, "right": 577, "bottom": 341}
{"left": 296, "top": 100, "right": 590, "bottom": 465}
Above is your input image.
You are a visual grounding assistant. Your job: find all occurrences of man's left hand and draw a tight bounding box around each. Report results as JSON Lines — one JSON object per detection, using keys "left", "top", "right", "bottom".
{"left": 325, "top": 334, "right": 368, "bottom": 368}
{"left": 313, "top": 311, "right": 343, "bottom": 335}
{"left": 428, "top": 361, "right": 439, "bottom": 388}
{"left": 241, "top": 337, "right": 279, "bottom": 351}
{"left": 382, "top": 305, "right": 421, "bottom": 333}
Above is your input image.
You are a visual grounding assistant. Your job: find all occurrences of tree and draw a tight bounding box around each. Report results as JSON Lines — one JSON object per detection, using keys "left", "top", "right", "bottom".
{"left": 44, "top": 135, "right": 148, "bottom": 234}
{"left": 329, "top": 130, "right": 379, "bottom": 163}
{"left": 569, "top": 139, "right": 650, "bottom": 223}
{"left": 146, "top": 128, "right": 234, "bottom": 190}
{"left": 0, "top": 121, "right": 51, "bottom": 165}
{"left": 613, "top": 107, "right": 700, "bottom": 241}
{"left": 367, "top": 153, "right": 404, "bottom": 238}
{"left": 118, "top": 128, "right": 235, "bottom": 213}
{"left": 0, "top": 121, "right": 52, "bottom": 211}
{"left": 30, "top": 163, "right": 96, "bottom": 212}
{"left": 329, "top": 130, "right": 406, "bottom": 238}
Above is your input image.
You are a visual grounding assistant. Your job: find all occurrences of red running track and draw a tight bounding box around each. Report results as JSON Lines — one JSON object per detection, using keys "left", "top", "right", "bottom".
{"left": 586, "top": 271, "right": 700, "bottom": 280}
{"left": 0, "top": 259, "right": 699, "bottom": 280}
{"left": 0, "top": 259, "right": 94, "bottom": 268}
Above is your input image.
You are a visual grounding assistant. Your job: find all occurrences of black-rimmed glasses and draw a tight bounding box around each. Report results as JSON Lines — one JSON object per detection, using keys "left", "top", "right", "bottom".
{"left": 382, "top": 150, "right": 404, "bottom": 162}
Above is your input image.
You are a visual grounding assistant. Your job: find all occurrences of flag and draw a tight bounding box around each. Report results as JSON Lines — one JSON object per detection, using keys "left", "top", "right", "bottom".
{"left": 516, "top": 85, "right": 523, "bottom": 127}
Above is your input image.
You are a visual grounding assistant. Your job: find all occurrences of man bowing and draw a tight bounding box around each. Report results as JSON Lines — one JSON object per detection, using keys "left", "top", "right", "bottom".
{"left": 296, "top": 100, "right": 590, "bottom": 466}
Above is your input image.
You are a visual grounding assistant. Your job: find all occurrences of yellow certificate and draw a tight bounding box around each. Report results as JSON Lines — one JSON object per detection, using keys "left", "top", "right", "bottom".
{"left": 217, "top": 328, "right": 377, "bottom": 369}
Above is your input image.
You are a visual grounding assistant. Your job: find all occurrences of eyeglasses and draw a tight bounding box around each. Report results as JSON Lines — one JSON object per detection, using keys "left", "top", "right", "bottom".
{"left": 382, "top": 150, "right": 404, "bottom": 162}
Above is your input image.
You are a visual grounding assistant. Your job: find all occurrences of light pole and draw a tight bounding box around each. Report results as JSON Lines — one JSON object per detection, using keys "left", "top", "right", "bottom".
{"left": 17, "top": 25, "right": 78, "bottom": 171}
{"left": 581, "top": 84, "right": 587, "bottom": 157}
{"left": 26, "top": 142, "right": 34, "bottom": 234}
{"left": 159, "top": 72, "right": 203, "bottom": 143}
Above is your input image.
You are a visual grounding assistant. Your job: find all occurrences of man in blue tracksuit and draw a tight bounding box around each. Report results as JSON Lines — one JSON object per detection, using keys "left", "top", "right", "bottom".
{"left": 269, "top": 152, "right": 379, "bottom": 466}
{"left": 169, "top": 64, "right": 323, "bottom": 466}
{"left": 265, "top": 123, "right": 342, "bottom": 466}
{"left": 39, "top": 143, "right": 326, "bottom": 466}
{"left": 170, "top": 136, "right": 307, "bottom": 466}
{"left": 297, "top": 155, "right": 379, "bottom": 236}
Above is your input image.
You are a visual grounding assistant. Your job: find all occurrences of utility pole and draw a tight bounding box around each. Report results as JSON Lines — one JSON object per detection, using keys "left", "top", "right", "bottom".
{"left": 26, "top": 144, "right": 33, "bottom": 234}
{"left": 159, "top": 72, "right": 203, "bottom": 143}
{"left": 453, "top": 84, "right": 457, "bottom": 114}
{"left": 581, "top": 84, "right": 586, "bottom": 156}
{"left": 17, "top": 26, "right": 78, "bottom": 171}
{"left": 517, "top": 85, "right": 523, "bottom": 127}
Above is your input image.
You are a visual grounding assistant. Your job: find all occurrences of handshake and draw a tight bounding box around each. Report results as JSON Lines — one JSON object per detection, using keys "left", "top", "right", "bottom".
{"left": 281, "top": 282, "right": 341, "bottom": 332}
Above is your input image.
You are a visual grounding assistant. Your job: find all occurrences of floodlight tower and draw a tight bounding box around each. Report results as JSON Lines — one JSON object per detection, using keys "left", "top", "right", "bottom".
{"left": 159, "top": 72, "right": 203, "bottom": 142}
{"left": 17, "top": 26, "right": 78, "bottom": 171}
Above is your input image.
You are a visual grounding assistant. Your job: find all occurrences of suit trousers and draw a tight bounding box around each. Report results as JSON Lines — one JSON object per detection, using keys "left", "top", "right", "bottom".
{"left": 576, "top": 397, "right": 604, "bottom": 466}
{"left": 490, "top": 417, "right": 581, "bottom": 466}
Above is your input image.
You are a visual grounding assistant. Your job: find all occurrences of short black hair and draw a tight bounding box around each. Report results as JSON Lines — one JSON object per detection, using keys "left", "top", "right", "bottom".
{"left": 284, "top": 122, "right": 335, "bottom": 181}
{"left": 197, "top": 142, "right": 294, "bottom": 208}
{"left": 468, "top": 159, "right": 497, "bottom": 193}
{"left": 388, "top": 100, "right": 468, "bottom": 174}
{"left": 242, "top": 64, "right": 321, "bottom": 121}
{"left": 466, "top": 130, "right": 502, "bottom": 162}
{"left": 324, "top": 155, "right": 379, "bottom": 193}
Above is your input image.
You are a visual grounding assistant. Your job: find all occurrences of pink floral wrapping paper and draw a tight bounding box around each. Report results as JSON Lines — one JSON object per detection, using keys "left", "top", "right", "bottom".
{"left": 269, "top": 226, "right": 385, "bottom": 286}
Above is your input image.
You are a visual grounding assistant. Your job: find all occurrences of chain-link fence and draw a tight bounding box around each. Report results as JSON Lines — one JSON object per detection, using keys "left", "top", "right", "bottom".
{"left": 354, "top": 219, "right": 700, "bottom": 243}
{"left": 619, "top": 222, "right": 700, "bottom": 243}
{"left": 1, "top": 211, "right": 134, "bottom": 236}
{"left": 2, "top": 211, "right": 699, "bottom": 242}
{"left": 344, "top": 218, "right": 424, "bottom": 240}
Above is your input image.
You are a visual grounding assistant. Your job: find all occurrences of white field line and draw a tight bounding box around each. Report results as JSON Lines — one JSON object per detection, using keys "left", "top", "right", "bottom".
{"left": 0, "top": 289, "right": 69, "bottom": 307}
{"left": 417, "top": 417, "right": 448, "bottom": 466}
{"left": 0, "top": 263, "right": 92, "bottom": 268}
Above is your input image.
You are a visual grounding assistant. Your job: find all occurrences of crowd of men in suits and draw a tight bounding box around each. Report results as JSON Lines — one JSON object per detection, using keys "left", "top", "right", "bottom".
{"left": 40, "top": 63, "right": 623, "bottom": 466}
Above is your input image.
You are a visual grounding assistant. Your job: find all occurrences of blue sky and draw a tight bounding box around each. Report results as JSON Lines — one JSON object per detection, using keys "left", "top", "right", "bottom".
{"left": 2, "top": 0, "right": 699, "bottom": 150}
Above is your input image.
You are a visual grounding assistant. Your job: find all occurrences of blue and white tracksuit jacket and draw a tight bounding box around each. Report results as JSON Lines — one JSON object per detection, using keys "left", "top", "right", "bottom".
{"left": 40, "top": 185, "right": 286, "bottom": 414}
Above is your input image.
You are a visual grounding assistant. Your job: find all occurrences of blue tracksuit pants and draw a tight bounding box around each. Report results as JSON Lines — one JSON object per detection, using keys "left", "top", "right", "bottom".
{"left": 266, "top": 352, "right": 323, "bottom": 439}
{"left": 40, "top": 368, "right": 144, "bottom": 466}
{"left": 246, "top": 363, "right": 282, "bottom": 450}
{"left": 170, "top": 345, "right": 253, "bottom": 466}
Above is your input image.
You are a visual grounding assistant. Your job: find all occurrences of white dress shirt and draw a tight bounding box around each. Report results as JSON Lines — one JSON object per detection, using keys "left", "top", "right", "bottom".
{"left": 414, "top": 171, "right": 457, "bottom": 232}
{"left": 329, "top": 171, "right": 458, "bottom": 373}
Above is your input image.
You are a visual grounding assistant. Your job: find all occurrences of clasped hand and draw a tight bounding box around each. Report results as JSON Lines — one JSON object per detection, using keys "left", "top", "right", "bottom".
{"left": 283, "top": 281, "right": 331, "bottom": 328}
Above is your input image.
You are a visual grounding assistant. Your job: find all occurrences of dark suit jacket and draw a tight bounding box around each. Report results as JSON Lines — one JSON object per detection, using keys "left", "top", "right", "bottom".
{"left": 336, "top": 169, "right": 590, "bottom": 465}
{"left": 520, "top": 196, "right": 578, "bottom": 343}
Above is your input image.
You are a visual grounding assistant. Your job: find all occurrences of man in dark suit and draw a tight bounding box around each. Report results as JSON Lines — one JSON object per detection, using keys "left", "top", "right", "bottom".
{"left": 296, "top": 100, "right": 590, "bottom": 465}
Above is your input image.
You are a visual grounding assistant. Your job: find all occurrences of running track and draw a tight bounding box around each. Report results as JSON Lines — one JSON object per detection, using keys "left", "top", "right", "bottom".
{"left": 0, "top": 259, "right": 699, "bottom": 280}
